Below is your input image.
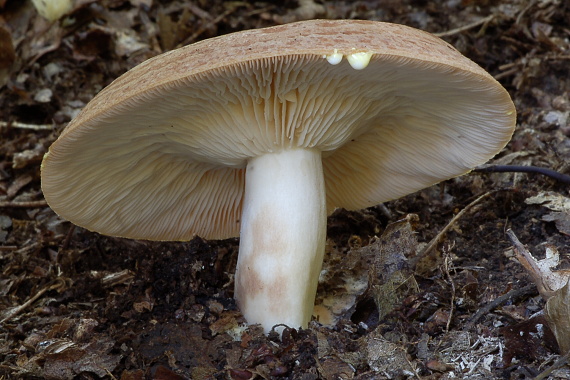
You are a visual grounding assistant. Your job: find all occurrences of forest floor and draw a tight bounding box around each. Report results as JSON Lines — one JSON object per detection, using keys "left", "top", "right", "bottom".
{"left": 1, "top": 0, "right": 570, "bottom": 379}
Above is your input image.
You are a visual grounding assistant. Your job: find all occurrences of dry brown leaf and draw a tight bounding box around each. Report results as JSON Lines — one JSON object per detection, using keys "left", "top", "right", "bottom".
{"left": 6, "top": 174, "right": 33, "bottom": 199}
{"left": 500, "top": 315, "right": 559, "bottom": 365}
{"left": 209, "top": 311, "right": 241, "bottom": 336}
{"left": 318, "top": 356, "right": 355, "bottom": 379}
{"left": 34, "top": 336, "right": 121, "bottom": 379}
{"left": 542, "top": 212, "right": 570, "bottom": 236}
{"left": 12, "top": 144, "right": 45, "bottom": 169}
{"left": 545, "top": 280, "right": 570, "bottom": 354}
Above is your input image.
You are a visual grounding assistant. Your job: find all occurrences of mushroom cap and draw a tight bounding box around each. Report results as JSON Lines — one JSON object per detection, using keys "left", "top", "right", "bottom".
{"left": 41, "top": 20, "right": 516, "bottom": 241}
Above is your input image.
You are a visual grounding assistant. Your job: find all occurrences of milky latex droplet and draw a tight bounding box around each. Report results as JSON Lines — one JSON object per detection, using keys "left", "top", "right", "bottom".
{"left": 347, "top": 52, "right": 373, "bottom": 70}
{"left": 324, "top": 49, "right": 343, "bottom": 65}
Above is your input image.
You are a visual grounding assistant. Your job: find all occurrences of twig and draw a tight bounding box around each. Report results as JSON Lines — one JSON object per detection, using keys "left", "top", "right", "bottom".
{"left": 474, "top": 165, "right": 570, "bottom": 184}
{"left": 0, "top": 200, "right": 48, "bottom": 208}
{"left": 105, "top": 368, "right": 119, "bottom": 380}
{"left": 244, "top": 5, "right": 276, "bottom": 17}
{"left": 495, "top": 66, "right": 520, "bottom": 80}
{"left": 465, "top": 357, "right": 483, "bottom": 376}
{"left": 0, "top": 121, "right": 55, "bottom": 131}
{"left": 0, "top": 279, "right": 65, "bottom": 324}
{"left": 516, "top": 0, "right": 537, "bottom": 25}
{"left": 506, "top": 229, "right": 570, "bottom": 304}
{"left": 0, "top": 246, "right": 17, "bottom": 251}
{"left": 534, "top": 351, "right": 570, "bottom": 380}
{"left": 434, "top": 15, "right": 494, "bottom": 38}
{"left": 547, "top": 55, "right": 570, "bottom": 60}
{"left": 412, "top": 190, "right": 497, "bottom": 267}
{"left": 442, "top": 246, "right": 456, "bottom": 333}
{"left": 404, "top": 351, "right": 422, "bottom": 380}
{"left": 188, "top": 2, "right": 211, "bottom": 20}
{"left": 61, "top": 224, "right": 76, "bottom": 251}
{"left": 463, "top": 283, "right": 536, "bottom": 331}
{"left": 506, "top": 229, "right": 556, "bottom": 298}
{"left": 177, "top": 7, "right": 239, "bottom": 48}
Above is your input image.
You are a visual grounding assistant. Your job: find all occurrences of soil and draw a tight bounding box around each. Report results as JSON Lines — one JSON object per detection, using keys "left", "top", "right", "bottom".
{"left": 1, "top": 0, "right": 570, "bottom": 379}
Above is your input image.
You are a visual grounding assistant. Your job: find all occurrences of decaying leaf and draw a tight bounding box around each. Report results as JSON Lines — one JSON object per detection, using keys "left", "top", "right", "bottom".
{"left": 364, "top": 328, "right": 415, "bottom": 377}
{"left": 13, "top": 336, "right": 122, "bottom": 379}
{"left": 545, "top": 280, "right": 570, "bottom": 354}
{"left": 369, "top": 214, "right": 419, "bottom": 320}
{"left": 313, "top": 237, "right": 373, "bottom": 326}
{"left": 12, "top": 144, "right": 45, "bottom": 169}
{"left": 318, "top": 356, "right": 355, "bottom": 379}
{"left": 500, "top": 315, "right": 559, "bottom": 366}
{"left": 525, "top": 191, "right": 570, "bottom": 235}
{"left": 314, "top": 214, "right": 419, "bottom": 327}
{"left": 6, "top": 174, "right": 33, "bottom": 199}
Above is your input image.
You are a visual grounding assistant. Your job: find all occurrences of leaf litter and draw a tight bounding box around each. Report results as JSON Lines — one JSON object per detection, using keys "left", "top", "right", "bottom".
{"left": 1, "top": 0, "right": 570, "bottom": 378}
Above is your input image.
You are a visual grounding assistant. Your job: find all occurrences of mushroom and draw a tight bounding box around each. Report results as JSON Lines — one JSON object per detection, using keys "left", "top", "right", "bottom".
{"left": 41, "top": 20, "right": 516, "bottom": 333}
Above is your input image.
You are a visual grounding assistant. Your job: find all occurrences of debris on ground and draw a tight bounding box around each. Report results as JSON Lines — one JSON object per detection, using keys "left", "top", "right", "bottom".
{"left": 1, "top": 0, "right": 570, "bottom": 378}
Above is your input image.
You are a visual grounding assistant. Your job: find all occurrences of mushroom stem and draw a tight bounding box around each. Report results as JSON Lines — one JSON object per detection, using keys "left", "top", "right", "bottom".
{"left": 235, "top": 148, "right": 326, "bottom": 333}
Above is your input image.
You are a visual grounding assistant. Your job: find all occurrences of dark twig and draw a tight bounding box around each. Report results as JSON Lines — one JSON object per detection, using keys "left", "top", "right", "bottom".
{"left": 61, "top": 224, "right": 76, "bottom": 251}
{"left": 0, "top": 279, "right": 66, "bottom": 324}
{"left": 411, "top": 190, "right": 498, "bottom": 268}
{"left": 474, "top": 165, "right": 570, "bottom": 184}
{"left": 434, "top": 15, "right": 494, "bottom": 37}
{"left": 534, "top": 350, "right": 570, "bottom": 380}
{"left": 442, "top": 246, "right": 456, "bottom": 333}
{"left": 463, "top": 283, "right": 536, "bottom": 331}
{"left": 177, "top": 7, "right": 239, "bottom": 48}
{"left": 0, "top": 200, "right": 48, "bottom": 208}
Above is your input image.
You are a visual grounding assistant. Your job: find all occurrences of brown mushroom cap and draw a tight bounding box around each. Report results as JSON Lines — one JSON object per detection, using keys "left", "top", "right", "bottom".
{"left": 41, "top": 20, "right": 516, "bottom": 240}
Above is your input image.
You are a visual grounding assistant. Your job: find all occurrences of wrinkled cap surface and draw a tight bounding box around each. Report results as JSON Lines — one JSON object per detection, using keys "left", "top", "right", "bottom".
{"left": 41, "top": 20, "right": 516, "bottom": 241}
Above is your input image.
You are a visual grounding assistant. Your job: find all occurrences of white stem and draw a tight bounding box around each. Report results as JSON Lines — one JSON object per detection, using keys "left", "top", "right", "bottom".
{"left": 234, "top": 149, "right": 326, "bottom": 333}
